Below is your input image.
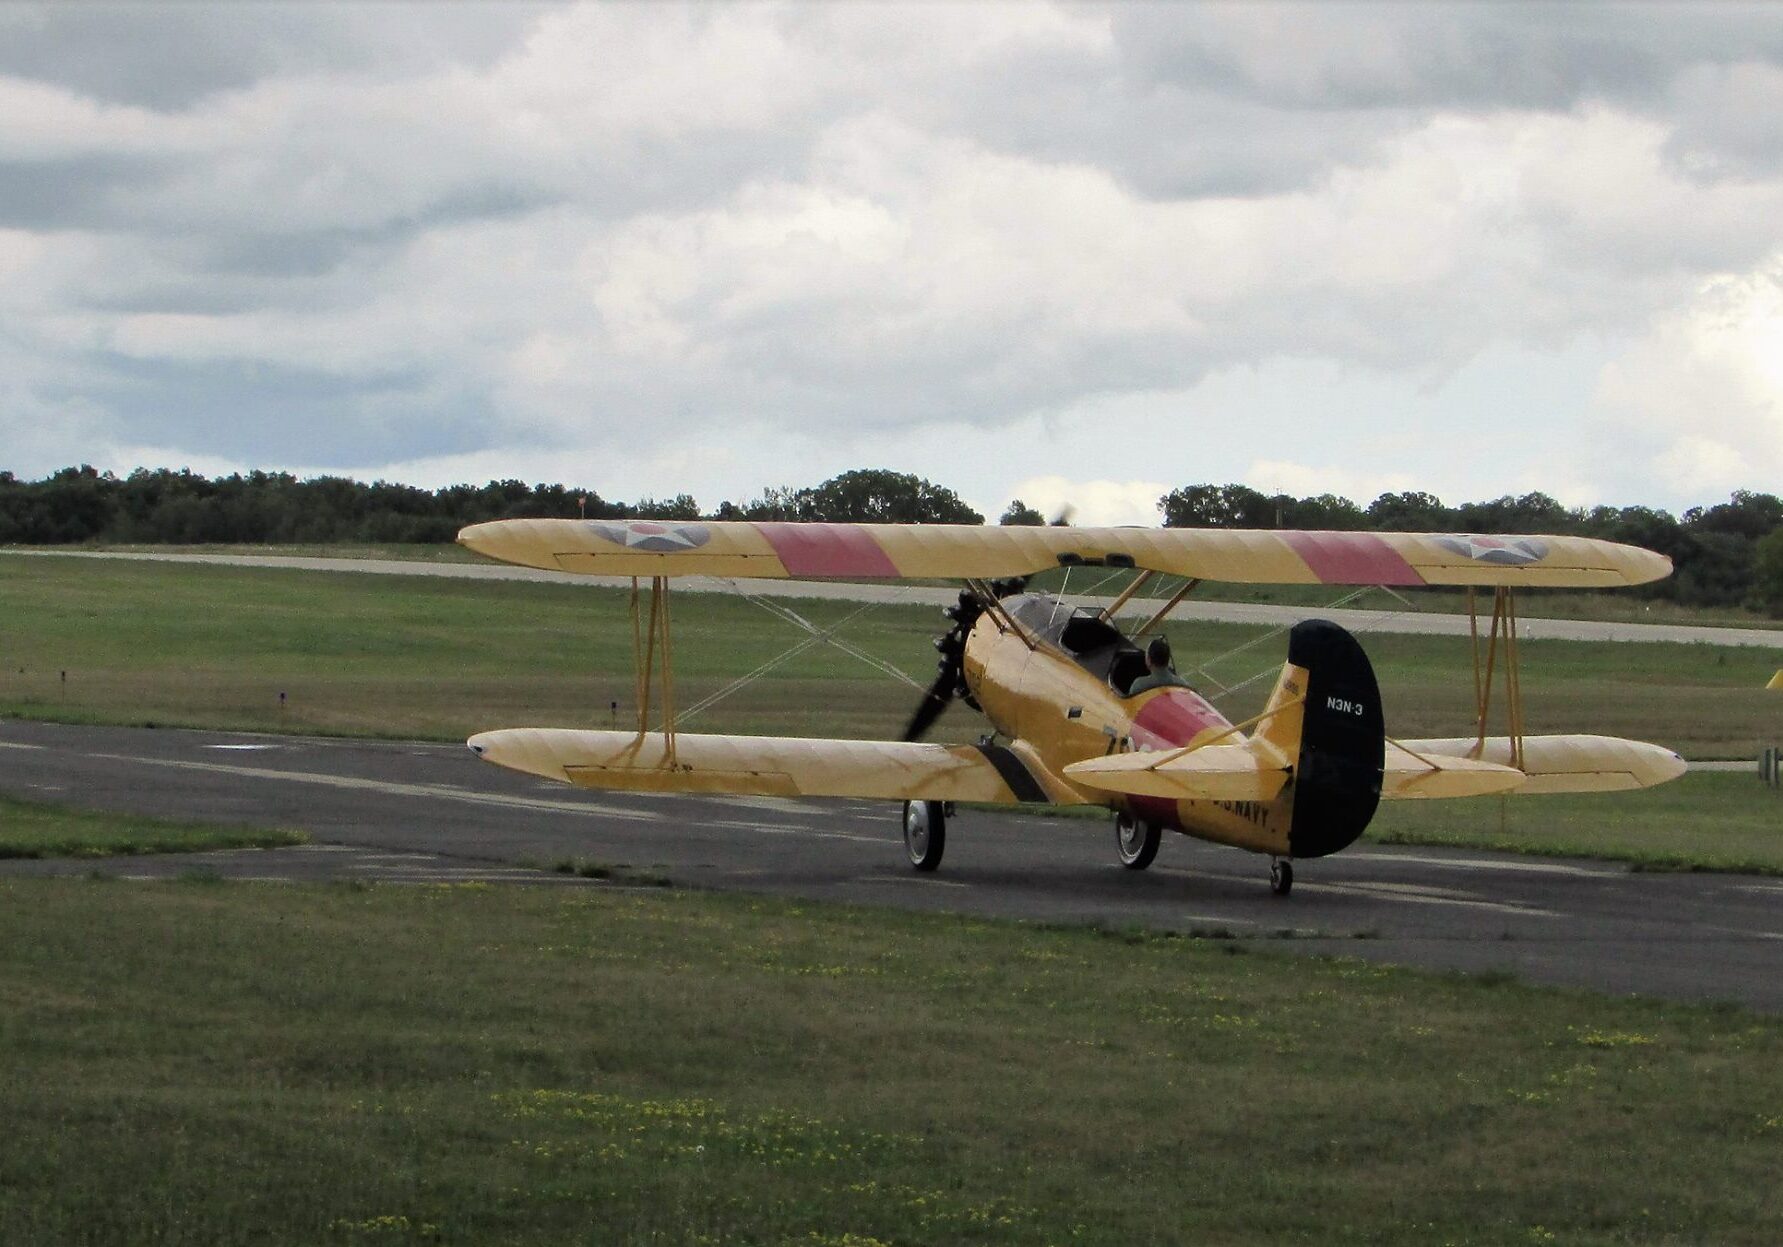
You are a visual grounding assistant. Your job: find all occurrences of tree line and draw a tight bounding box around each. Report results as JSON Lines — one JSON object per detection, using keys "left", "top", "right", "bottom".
{"left": 2, "top": 465, "right": 1778, "bottom": 614}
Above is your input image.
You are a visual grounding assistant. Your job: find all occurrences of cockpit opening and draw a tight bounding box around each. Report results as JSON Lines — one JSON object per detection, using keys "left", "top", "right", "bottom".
{"left": 1005, "top": 593, "right": 1154, "bottom": 696}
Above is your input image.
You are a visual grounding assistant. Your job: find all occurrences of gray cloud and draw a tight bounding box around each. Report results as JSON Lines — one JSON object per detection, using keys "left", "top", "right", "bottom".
{"left": 1111, "top": 3, "right": 1783, "bottom": 112}
{"left": 66, "top": 353, "right": 492, "bottom": 468}
{"left": 0, "top": 3, "right": 545, "bottom": 109}
{"left": 0, "top": 2, "right": 1779, "bottom": 512}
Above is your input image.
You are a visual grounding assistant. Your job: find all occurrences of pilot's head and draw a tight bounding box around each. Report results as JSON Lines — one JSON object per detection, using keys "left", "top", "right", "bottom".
{"left": 1146, "top": 636, "right": 1172, "bottom": 671}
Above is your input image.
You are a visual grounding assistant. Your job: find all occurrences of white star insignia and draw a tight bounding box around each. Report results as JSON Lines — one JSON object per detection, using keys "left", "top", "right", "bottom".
{"left": 622, "top": 526, "right": 701, "bottom": 549}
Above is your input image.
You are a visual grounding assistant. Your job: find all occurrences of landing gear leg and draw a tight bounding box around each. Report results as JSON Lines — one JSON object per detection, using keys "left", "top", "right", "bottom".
{"left": 1270, "top": 858, "right": 1294, "bottom": 897}
{"left": 902, "top": 800, "right": 946, "bottom": 872}
{"left": 1115, "top": 813, "right": 1160, "bottom": 870}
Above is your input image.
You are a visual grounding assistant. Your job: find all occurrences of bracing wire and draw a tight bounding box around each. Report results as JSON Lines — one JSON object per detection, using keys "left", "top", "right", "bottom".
{"left": 1194, "top": 584, "right": 1431, "bottom": 707}
{"left": 674, "top": 585, "right": 923, "bottom": 726}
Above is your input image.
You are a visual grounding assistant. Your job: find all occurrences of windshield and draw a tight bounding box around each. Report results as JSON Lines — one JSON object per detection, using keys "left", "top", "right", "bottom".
{"left": 1005, "top": 594, "right": 1149, "bottom": 694}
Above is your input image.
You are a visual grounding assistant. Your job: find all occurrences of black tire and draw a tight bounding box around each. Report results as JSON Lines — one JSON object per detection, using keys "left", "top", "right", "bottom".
{"left": 1270, "top": 858, "right": 1294, "bottom": 897}
{"left": 1115, "top": 814, "right": 1160, "bottom": 870}
{"left": 902, "top": 799, "right": 946, "bottom": 871}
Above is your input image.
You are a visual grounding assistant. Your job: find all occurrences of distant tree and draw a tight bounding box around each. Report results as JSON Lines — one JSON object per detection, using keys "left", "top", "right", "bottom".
{"left": 737, "top": 486, "right": 813, "bottom": 522}
{"left": 2, "top": 462, "right": 1769, "bottom": 613}
{"left": 998, "top": 499, "right": 1045, "bottom": 526}
{"left": 634, "top": 494, "right": 700, "bottom": 520}
{"left": 1158, "top": 484, "right": 1272, "bottom": 528}
{"left": 1456, "top": 491, "right": 1579, "bottom": 534}
{"left": 1366, "top": 491, "right": 1455, "bottom": 531}
{"left": 1685, "top": 490, "right": 1783, "bottom": 541}
{"left": 797, "top": 470, "right": 983, "bottom": 524}
{"left": 1748, "top": 526, "right": 1783, "bottom": 617}
{"left": 1671, "top": 530, "right": 1754, "bottom": 608}
{"left": 1271, "top": 492, "right": 1367, "bottom": 530}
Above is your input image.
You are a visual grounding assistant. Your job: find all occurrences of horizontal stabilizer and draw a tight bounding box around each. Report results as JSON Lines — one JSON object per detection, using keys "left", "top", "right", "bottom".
{"left": 1382, "top": 747, "right": 1526, "bottom": 799}
{"left": 1393, "top": 734, "right": 1686, "bottom": 795}
{"left": 468, "top": 728, "right": 1078, "bottom": 805}
{"left": 1063, "top": 745, "right": 1290, "bottom": 802}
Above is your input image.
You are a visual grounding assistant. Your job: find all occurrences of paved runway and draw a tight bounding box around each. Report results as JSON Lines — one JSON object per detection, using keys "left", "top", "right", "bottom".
{"left": 3, "top": 720, "right": 1778, "bottom": 1011}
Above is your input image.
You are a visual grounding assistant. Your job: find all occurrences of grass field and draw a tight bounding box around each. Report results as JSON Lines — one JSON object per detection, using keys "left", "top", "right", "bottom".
{"left": 79, "top": 543, "right": 1783, "bottom": 629}
{"left": 0, "top": 873, "right": 1778, "bottom": 1246}
{"left": 1368, "top": 773, "right": 1783, "bottom": 874}
{"left": 2, "top": 555, "right": 1776, "bottom": 756}
{"left": 0, "top": 794, "right": 305, "bottom": 858}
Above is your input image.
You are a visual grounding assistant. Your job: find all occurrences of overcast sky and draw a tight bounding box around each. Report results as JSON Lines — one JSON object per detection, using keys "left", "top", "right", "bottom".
{"left": 3, "top": 2, "right": 1781, "bottom": 524}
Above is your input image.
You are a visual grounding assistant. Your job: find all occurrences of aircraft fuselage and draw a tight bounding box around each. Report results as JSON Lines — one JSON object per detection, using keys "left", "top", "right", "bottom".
{"left": 960, "top": 595, "right": 1302, "bottom": 857}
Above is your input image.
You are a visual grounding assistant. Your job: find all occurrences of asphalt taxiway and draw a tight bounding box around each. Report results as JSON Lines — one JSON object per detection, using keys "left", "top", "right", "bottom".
{"left": 3, "top": 720, "right": 1778, "bottom": 1011}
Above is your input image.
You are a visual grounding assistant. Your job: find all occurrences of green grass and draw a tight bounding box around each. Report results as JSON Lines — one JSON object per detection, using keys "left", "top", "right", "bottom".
{"left": 0, "top": 793, "right": 306, "bottom": 858}
{"left": 1, "top": 553, "right": 1775, "bottom": 754}
{"left": 0, "top": 877, "right": 1778, "bottom": 1245}
{"left": 1369, "top": 773, "right": 1783, "bottom": 874}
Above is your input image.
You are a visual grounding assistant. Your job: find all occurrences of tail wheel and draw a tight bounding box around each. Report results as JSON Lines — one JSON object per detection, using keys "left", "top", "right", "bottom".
{"left": 1115, "top": 814, "right": 1160, "bottom": 870}
{"left": 902, "top": 800, "right": 946, "bottom": 871}
{"left": 1270, "top": 858, "right": 1294, "bottom": 897}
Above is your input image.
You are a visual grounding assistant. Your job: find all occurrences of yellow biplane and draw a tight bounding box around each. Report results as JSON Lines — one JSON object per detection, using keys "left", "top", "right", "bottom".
{"left": 458, "top": 519, "right": 1685, "bottom": 895}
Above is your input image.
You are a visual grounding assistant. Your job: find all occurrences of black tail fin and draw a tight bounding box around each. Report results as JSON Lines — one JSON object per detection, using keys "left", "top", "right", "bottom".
{"left": 1283, "top": 619, "right": 1384, "bottom": 858}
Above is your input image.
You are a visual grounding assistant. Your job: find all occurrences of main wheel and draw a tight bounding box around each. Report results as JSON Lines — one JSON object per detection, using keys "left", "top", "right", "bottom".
{"left": 1270, "top": 858, "right": 1294, "bottom": 897}
{"left": 1115, "top": 814, "right": 1160, "bottom": 870}
{"left": 902, "top": 799, "right": 946, "bottom": 871}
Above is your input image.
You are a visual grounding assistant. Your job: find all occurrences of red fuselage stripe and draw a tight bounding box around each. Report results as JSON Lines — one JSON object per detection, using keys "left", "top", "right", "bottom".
{"left": 753, "top": 523, "right": 902, "bottom": 577}
{"left": 1127, "top": 688, "right": 1236, "bottom": 829}
{"left": 1280, "top": 531, "right": 1424, "bottom": 586}
{"left": 1131, "top": 688, "right": 1227, "bottom": 748}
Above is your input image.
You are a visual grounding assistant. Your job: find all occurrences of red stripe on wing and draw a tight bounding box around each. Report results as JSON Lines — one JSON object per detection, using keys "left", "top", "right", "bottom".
{"left": 1279, "top": 531, "right": 1423, "bottom": 585}
{"left": 753, "top": 523, "right": 901, "bottom": 577}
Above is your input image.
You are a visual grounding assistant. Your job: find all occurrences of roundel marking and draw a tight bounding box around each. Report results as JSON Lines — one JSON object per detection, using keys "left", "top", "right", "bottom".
{"left": 587, "top": 521, "right": 712, "bottom": 552}
{"left": 1437, "top": 535, "right": 1550, "bottom": 566}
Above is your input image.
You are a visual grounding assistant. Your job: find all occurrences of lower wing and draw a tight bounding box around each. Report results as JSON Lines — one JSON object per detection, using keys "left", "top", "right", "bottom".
{"left": 1062, "top": 733, "right": 1684, "bottom": 803}
{"left": 1389, "top": 734, "right": 1686, "bottom": 796}
{"left": 467, "top": 728, "right": 1079, "bottom": 805}
{"left": 1066, "top": 742, "right": 1526, "bottom": 802}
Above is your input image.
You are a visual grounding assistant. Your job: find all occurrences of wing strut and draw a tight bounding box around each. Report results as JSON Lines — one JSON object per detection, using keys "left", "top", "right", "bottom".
{"left": 629, "top": 576, "right": 679, "bottom": 766}
{"left": 1132, "top": 577, "right": 1202, "bottom": 636}
{"left": 1466, "top": 586, "right": 1527, "bottom": 769}
{"left": 1097, "top": 570, "right": 1156, "bottom": 622}
{"left": 966, "top": 578, "right": 1038, "bottom": 650}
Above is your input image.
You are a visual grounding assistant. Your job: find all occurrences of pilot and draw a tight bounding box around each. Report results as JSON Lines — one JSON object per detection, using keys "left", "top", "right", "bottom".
{"left": 1128, "top": 636, "right": 1191, "bottom": 695}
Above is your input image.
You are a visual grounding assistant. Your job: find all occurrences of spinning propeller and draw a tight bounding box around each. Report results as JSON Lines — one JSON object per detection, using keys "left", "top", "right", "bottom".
{"left": 901, "top": 578, "right": 1026, "bottom": 741}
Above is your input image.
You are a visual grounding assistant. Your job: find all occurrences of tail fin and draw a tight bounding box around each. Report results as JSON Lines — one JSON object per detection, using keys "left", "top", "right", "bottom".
{"left": 1267, "top": 619, "right": 1386, "bottom": 859}
{"left": 1253, "top": 656, "right": 1308, "bottom": 765}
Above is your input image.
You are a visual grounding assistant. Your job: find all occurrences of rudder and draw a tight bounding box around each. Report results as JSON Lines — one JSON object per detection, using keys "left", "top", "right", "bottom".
{"left": 1279, "top": 619, "right": 1385, "bottom": 858}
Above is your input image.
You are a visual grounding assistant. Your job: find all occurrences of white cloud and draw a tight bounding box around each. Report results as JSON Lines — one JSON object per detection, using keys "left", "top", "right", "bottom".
{"left": 1003, "top": 476, "right": 1166, "bottom": 527}
{"left": 1242, "top": 460, "right": 1417, "bottom": 505}
{"left": 2, "top": 2, "right": 1782, "bottom": 517}
{"left": 1592, "top": 261, "right": 1783, "bottom": 497}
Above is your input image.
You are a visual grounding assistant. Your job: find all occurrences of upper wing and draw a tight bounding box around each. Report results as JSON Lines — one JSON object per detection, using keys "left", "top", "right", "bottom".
{"left": 459, "top": 519, "right": 1670, "bottom": 588}
{"left": 468, "top": 728, "right": 1083, "bottom": 805}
